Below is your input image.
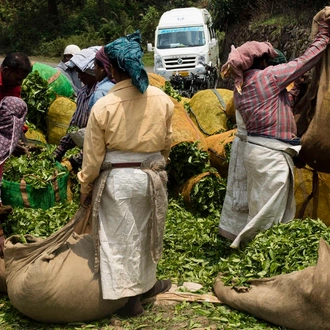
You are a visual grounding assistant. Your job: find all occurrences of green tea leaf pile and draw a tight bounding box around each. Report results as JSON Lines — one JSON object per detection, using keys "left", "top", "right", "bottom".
{"left": 190, "top": 172, "right": 227, "bottom": 216}
{"left": 167, "top": 141, "right": 210, "bottom": 187}
{"left": 21, "top": 70, "right": 53, "bottom": 134}
{"left": 3, "top": 145, "right": 66, "bottom": 189}
{"left": 3, "top": 201, "right": 78, "bottom": 238}
{"left": 218, "top": 218, "right": 330, "bottom": 287}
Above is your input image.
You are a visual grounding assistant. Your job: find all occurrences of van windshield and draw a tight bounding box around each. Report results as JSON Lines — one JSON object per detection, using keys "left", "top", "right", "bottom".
{"left": 157, "top": 26, "right": 205, "bottom": 49}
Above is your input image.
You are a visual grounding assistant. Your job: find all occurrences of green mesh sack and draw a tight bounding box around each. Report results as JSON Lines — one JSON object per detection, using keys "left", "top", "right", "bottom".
{"left": 32, "top": 62, "right": 75, "bottom": 101}
{"left": 1, "top": 163, "right": 69, "bottom": 210}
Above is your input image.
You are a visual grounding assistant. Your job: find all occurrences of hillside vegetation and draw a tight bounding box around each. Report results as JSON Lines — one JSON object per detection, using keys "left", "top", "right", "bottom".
{"left": 0, "top": 0, "right": 327, "bottom": 59}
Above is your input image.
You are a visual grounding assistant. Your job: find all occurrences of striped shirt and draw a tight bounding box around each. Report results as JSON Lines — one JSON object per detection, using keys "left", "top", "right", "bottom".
{"left": 234, "top": 30, "right": 330, "bottom": 140}
{"left": 54, "top": 83, "right": 96, "bottom": 159}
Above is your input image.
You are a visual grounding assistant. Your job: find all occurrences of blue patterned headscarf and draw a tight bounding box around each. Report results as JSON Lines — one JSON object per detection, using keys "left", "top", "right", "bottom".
{"left": 104, "top": 30, "right": 149, "bottom": 93}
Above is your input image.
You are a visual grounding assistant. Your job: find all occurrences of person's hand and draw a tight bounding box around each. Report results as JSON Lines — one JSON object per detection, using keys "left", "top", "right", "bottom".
{"left": 80, "top": 192, "right": 92, "bottom": 208}
{"left": 69, "top": 157, "right": 82, "bottom": 172}
{"left": 12, "top": 141, "right": 29, "bottom": 157}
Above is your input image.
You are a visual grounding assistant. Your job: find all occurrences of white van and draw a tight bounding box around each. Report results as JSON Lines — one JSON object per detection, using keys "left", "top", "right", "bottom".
{"left": 147, "top": 7, "right": 220, "bottom": 87}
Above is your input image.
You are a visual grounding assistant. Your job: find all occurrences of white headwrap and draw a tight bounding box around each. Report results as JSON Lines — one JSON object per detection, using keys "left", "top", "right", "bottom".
{"left": 66, "top": 46, "right": 101, "bottom": 76}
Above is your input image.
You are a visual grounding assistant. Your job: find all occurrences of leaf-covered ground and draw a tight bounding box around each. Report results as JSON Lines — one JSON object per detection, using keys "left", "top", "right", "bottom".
{"left": 0, "top": 198, "right": 295, "bottom": 330}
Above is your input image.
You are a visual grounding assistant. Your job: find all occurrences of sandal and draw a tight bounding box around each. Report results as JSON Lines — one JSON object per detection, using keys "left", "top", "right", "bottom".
{"left": 117, "top": 295, "right": 144, "bottom": 318}
{"left": 142, "top": 279, "right": 172, "bottom": 300}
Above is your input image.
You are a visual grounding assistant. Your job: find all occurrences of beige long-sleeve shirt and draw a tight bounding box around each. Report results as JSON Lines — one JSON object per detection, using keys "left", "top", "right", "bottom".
{"left": 78, "top": 79, "right": 174, "bottom": 193}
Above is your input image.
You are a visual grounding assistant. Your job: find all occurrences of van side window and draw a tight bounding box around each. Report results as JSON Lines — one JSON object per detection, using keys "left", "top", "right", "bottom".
{"left": 208, "top": 26, "right": 215, "bottom": 40}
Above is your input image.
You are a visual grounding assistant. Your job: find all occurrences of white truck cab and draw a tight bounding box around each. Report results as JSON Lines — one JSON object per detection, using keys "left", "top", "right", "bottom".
{"left": 147, "top": 7, "right": 220, "bottom": 83}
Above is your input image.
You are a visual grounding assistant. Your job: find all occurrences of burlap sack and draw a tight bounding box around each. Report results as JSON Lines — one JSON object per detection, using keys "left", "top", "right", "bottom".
{"left": 0, "top": 257, "right": 6, "bottom": 293}
{"left": 170, "top": 96, "right": 207, "bottom": 150}
{"left": 47, "top": 96, "right": 76, "bottom": 145}
{"left": 4, "top": 207, "right": 127, "bottom": 323}
{"left": 294, "top": 7, "right": 330, "bottom": 173}
{"left": 188, "top": 89, "right": 235, "bottom": 137}
{"left": 295, "top": 166, "right": 330, "bottom": 226}
{"left": 214, "top": 238, "right": 330, "bottom": 330}
{"left": 205, "top": 129, "right": 237, "bottom": 177}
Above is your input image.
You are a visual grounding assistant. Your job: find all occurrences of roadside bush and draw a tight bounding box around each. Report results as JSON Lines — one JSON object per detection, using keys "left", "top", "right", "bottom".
{"left": 37, "top": 33, "right": 104, "bottom": 57}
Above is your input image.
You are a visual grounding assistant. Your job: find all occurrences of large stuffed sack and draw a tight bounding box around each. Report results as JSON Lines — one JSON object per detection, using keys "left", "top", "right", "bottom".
{"left": 4, "top": 207, "right": 127, "bottom": 323}
{"left": 47, "top": 96, "right": 76, "bottom": 145}
{"left": 294, "top": 7, "right": 330, "bottom": 173}
{"left": 188, "top": 89, "right": 235, "bottom": 137}
{"left": 170, "top": 96, "right": 207, "bottom": 150}
{"left": 32, "top": 62, "right": 75, "bottom": 101}
{"left": 205, "top": 129, "right": 237, "bottom": 177}
{"left": 214, "top": 238, "right": 330, "bottom": 330}
{"left": 295, "top": 166, "right": 330, "bottom": 226}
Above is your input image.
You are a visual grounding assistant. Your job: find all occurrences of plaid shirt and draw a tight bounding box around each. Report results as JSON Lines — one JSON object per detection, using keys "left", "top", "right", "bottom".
{"left": 235, "top": 30, "right": 329, "bottom": 140}
{"left": 54, "top": 83, "right": 96, "bottom": 159}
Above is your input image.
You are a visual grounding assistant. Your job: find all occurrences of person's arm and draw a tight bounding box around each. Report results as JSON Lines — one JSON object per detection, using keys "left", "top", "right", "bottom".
{"left": 271, "top": 29, "right": 330, "bottom": 91}
{"left": 77, "top": 109, "right": 106, "bottom": 194}
{"left": 161, "top": 98, "right": 174, "bottom": 161}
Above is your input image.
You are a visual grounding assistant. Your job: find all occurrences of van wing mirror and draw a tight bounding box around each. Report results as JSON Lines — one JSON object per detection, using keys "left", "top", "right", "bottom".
{"left": 147, "top": 43, "right": 154, "bottom": 52}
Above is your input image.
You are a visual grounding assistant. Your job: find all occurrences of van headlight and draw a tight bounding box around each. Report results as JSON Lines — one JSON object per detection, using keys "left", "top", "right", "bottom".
{"left": 154, "top": 55, "right": 163, "bottom": 69}
{"left": 198, "top": 55, "right": 205, "bottom": 64}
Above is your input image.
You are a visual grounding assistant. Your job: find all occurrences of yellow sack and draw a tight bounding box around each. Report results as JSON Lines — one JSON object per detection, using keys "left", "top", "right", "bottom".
{"left": 47, "top": 97, "right": 76, "bottom": 145}
{"left": 205, "top": 129, "right": 237, "bottom": 177}
{"left": 170, "top": 96, "right": 207, "bottom": 150}
{"left": 148, "top": 73, "right": 167, "bottom": 89}
{"left": 188, "top": 89, "right": 235, "bottom": 137}
{"left": 25, "top": 128, "right": 47, "bottom": 144}
{"left": 295, "top": 166, "right": 330, "bottom": 226}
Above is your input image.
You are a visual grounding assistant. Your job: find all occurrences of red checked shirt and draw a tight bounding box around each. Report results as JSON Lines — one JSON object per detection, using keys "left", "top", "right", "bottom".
{"left": 234, "top": 29, "right": 330, "bottom": 140}
{"left": 0, "top": 72, "right": 21, "bottom": 101}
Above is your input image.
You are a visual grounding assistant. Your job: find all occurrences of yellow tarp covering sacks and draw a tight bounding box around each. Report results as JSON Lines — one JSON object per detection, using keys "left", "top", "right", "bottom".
{"left": 188, "top": 89, "right": 235, "bottom": 137}
{"left": 47, "top": 96, "right": 76, "bottom": 145}
{"left": 148, "top": 72, "right": 166, "bottom": 89}
{"left": 205, "top": 129, "right": 237, "bottom": 178}
{"left": 32, "top": 62, "right": 75, "bottom": 101}
{"left": 170, "top": 96, "right": 207, "bottom": 150}
{"left": 294, "top": 166, "right": 330, "bottom": 226}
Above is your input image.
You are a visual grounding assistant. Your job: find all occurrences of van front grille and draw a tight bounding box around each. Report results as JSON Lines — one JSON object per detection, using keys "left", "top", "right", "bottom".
{"left": 164, "top": 56, "right": 197, "bottom": 70}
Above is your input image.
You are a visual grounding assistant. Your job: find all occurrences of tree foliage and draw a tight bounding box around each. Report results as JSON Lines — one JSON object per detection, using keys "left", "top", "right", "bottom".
{"left": 0, "top": 0, "right": 327, "bottom": 55}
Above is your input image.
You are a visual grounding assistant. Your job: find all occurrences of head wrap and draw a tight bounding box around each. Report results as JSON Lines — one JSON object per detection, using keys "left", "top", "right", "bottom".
{"left": 66, "top": 46, "right": 101, "bottom": 76}
{"left": 267, "top": 49, "right": 287, "bottom": 65}
{"left": 104, "top": 30, "right": 149, "bottom": 93}
{"left": 221, "top": 41, "right": 278, "bottom": 94}
{"left": 95, "top": 47, "right": 112, "bottom": 80}
{"left": 0, "top": 97, "right": 28, "bottom": 164}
